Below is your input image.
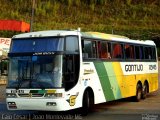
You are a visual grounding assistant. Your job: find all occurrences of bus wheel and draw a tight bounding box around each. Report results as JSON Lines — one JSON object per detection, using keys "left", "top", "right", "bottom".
{"left": 134, "top": 84, "right": 142, "bottom": 102}
{"left": 81, "top": 90, "right": 94, "bottom": 115}
{"left": 142, "top": 83, "right": 148, "bottom": 99}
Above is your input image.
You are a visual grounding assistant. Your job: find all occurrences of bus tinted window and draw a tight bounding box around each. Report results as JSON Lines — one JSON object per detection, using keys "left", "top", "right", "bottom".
{"left": 98, "top": 42, "right": 111, "bottom": 59}
{"left": 140, "top": 46, "right": 144, "bottom": 59}
{"left": 144, "top": 47, "right": 156, "bottom": 60}
{"left": 98, "top": 42, "right": 107, "bottom": 58}
{"left": 144, "top": 47, "right": 152, "bottom": 59}
{"left": 82, "top": 38, "right": 156, "bottom": 61}
{"left": 135, "top": 46, "right": 140, "bottom": 59}
{"left": 125, "top": 44, "right": 134, "bottom": 59}
{"left": 151, "top": 47, "right": 156, "bottom": 60}
{"left": 66, "top": 36, "right": 78, "bottom": 52}
{"left": 11, "top": 38, "right": 64, "bottom": 53}
{"left": 83, "top": 40, "right": 97, "bottom": 58}
{"left": 112, "top": 43, "right": 123, "bottom": 59}
{"left": 92, "top": 41, "right": 97, "bottom": 58}
{"left": 108, "top": 42, "right": 112, "bottom": 59}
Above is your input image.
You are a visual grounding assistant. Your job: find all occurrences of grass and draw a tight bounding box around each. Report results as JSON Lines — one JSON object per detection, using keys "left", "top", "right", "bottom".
{"left": 0, "top": 0, "right": 159, "bottom": 40}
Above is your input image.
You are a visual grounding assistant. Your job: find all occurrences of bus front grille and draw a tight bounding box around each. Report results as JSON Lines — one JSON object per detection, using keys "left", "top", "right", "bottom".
{"left": 18, "top": 93, "right": 44, "bottom": 97}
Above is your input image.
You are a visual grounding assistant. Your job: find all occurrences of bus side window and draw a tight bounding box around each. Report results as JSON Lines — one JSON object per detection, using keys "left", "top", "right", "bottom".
{"left": 92, "top": 41, "right": 97, "bottom": 58}
{"left": 144, "top": 47, "right": 152, "bottom": 59}
{"left": 140, "top": 46, "right": 144, "bottom": 59}
{"left": 151, "top": 47, "right": 156, "bottom": 60}
{"left": 98, "top": 41, "right": 108, "bottom": 59}
{"left": 135, "top": 46, "right": 140, "bottom": 59}
{"left": 112, "top": 43, "right": 123, "bottom": 59}
{"left": 82, "top": 40, "right": 90, "bottom": 59}
{"left": 125, "top": 44, "right": 134, "bottom": 59}
{"left": 66, "top": 36, "right": 79, "bottom": 52}
{"left": 82, "top": 40, "right": 97, "bottom": 59}
{"left": 108, "top": 42, "right": 112, "bottom": 59}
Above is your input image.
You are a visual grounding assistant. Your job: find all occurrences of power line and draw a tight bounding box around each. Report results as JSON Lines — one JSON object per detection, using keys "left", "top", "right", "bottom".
{"left": 30, "top": 0, "right": 36, "bottom": 32}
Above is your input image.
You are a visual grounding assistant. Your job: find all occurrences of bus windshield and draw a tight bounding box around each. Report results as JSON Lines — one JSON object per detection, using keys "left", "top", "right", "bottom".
{"left": 10, "top": 37, "right": 64, "bottom": 53}
{"left": 7, "top": 36, "right": 80, "bottom": 90}
{"left": 7, "top": 55, "right": 63, "bottom": 89}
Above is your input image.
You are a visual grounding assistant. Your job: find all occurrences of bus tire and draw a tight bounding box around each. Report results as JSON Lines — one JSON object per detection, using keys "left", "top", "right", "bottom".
{"left": 142, "top": 83, "right": 148, "bottom": 99}
{"left": 81, "top": 90, "right": 94, "bottom": 115}
{"left": 134, "top": 84, "right": 142, "bottom": 102}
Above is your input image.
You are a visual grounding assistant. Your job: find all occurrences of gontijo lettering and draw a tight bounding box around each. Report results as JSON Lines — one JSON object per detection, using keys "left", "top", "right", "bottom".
{"left": 125, "top": 64, "right": 143, "bottom": 72}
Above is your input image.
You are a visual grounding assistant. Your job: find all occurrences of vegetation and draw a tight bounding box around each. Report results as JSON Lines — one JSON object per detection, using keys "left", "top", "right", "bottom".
{"left": 0, "top": 0, "right": 160, "bottom": 41}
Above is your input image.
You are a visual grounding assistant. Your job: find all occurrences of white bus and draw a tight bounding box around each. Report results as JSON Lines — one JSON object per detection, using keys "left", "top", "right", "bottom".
{"left": 6, "top": 29, "right": 158, "bottom": 113}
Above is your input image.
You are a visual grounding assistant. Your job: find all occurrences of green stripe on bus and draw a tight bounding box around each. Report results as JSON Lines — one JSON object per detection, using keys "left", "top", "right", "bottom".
{"left": 94, "top": 62, "right": 115, "bottom": 101}
{"left": 104, "top": 62, "right": 122, "bottom": 99}
{"left": 30, "top": 90, "right": 38, "bottom": 93}
{"left": 30, "top": 90, "right": 46, "bottom": 94}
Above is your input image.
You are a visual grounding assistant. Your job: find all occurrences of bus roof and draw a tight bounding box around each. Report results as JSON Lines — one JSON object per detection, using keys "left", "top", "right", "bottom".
{"left": 12, "top": 30, "right": 155, "bottom": 46}
{"left": 81, "top": 32, "right": 129, "bottom": 40}
{"left": 12, "top": 30, "right": 79, "bottom": 38}
{"left": 81, "top": 32, "right": 155, "bottom": 46}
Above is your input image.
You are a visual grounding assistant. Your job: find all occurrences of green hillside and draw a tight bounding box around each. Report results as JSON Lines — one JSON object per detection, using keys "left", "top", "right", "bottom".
{"left": 0, "top": 0, "right": 160, "bottom": 41}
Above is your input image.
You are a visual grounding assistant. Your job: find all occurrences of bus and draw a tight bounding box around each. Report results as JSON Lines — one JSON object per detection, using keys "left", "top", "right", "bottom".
{"left": 6, "top": 29, "right": 158, "bottom": 113}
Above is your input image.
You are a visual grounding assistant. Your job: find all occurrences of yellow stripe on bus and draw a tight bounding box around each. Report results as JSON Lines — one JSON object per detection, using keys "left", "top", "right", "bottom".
{"left": 113, "top": 62, "right": 159, "bottom": 98}
{"left": 112, "top": 62, "right": 126, "bottom": 98}
{"left": 47, "top": 90, "right": 56, "bottom": 93}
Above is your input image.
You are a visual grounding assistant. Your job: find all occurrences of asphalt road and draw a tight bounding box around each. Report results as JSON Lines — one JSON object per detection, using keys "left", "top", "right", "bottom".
{"left": 1, "top": 81, "right": 160, "bottom": 120}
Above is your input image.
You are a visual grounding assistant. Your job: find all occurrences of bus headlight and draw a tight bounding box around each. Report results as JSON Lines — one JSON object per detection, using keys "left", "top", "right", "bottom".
{"left": 44, "top": 93, "right": 63, "bottom": 98}
{"left": 6, "top": 93, "right": 17, "bottom": 98}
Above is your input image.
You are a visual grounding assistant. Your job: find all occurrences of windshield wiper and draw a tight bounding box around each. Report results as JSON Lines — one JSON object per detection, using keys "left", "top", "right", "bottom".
{"left": 16, "top": 77, "right": 32, "bottom": 89}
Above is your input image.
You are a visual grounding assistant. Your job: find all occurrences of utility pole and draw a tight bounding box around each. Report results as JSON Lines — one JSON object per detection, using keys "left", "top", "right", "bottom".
{"left": 112, "top": 25, "right": 114, "bottom": 34}
{"left": 30, "top": 0, "right": 36, "bottom": 32}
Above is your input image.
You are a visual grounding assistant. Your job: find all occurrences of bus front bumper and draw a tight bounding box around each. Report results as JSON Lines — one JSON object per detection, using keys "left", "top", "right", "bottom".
{"left": 6, "top": 98, "right": 70, "bottom": 111}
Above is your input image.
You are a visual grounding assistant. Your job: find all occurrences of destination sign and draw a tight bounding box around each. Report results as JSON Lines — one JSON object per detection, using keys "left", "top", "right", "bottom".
{"left": 33, "top": 52, "right": 55, "bottom": 55}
